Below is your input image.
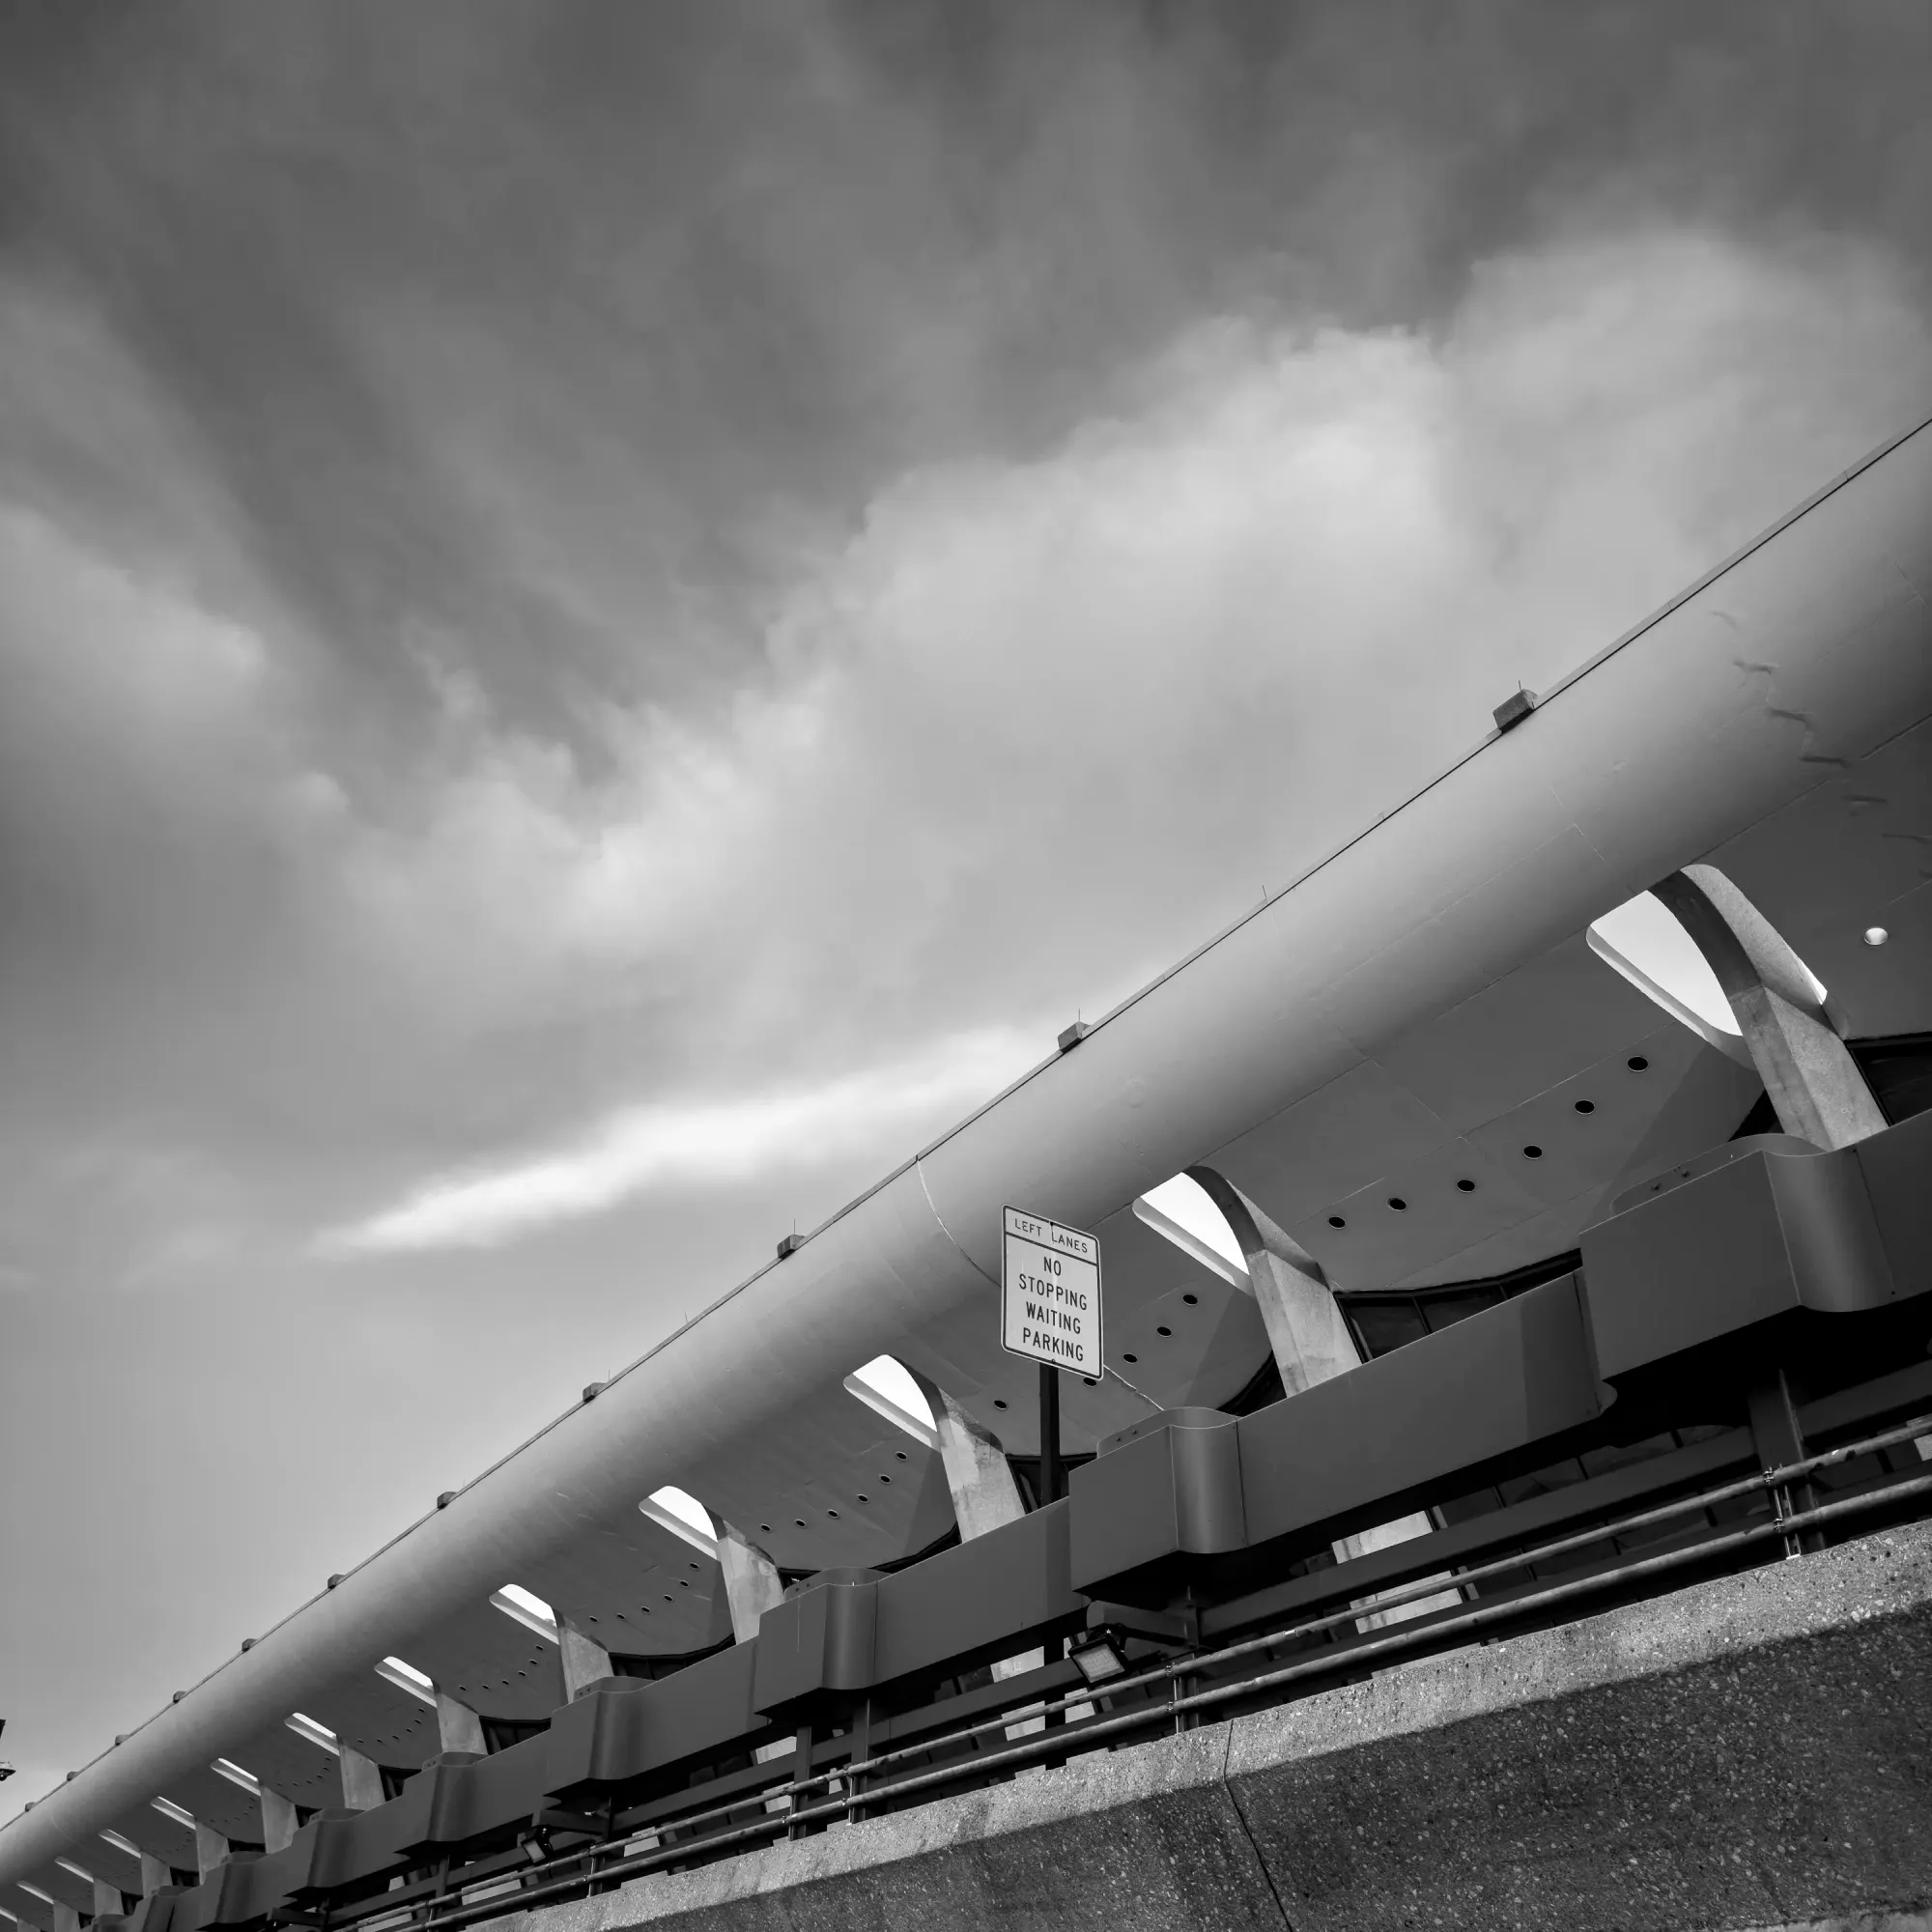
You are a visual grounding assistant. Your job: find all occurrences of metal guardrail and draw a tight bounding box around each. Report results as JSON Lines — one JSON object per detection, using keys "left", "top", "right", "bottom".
{"left": 350, "top": 1415, "right": 1932, "bottom": 1932}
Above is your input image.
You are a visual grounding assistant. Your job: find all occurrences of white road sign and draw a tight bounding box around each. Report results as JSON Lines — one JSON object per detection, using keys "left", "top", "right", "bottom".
{"left": 1001, "top": 1207, "right": 1103, "bottom": 1377}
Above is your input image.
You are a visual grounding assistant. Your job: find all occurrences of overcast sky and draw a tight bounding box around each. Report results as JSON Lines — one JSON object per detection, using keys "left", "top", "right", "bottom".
{"left": 3, "top": 0, "right": 1930, "bottom": 1808}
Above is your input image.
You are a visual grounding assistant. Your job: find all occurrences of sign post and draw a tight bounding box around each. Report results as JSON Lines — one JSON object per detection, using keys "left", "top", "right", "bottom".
{"left": 1001, "top": 1208, "right": 1103, "bottom": 1504}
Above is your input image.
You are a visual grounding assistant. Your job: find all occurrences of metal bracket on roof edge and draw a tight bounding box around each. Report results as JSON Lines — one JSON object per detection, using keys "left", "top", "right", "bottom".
{"left": 1493, "top": 687, "right": 1536, "bottom": 732}
{"left": 1058, "top": 1021, "right": 1092, "bottom": 1053}
{"left": 776, "top": 1232, "right": 805, "bottom": 1259}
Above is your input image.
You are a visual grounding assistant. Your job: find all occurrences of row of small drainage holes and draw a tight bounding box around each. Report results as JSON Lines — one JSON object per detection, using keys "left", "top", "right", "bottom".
{"left": 627, "top": 1440, "right": 916, "bottom": 1598}
{"left": 1326, "top": 1055, "right": 1650, "bottom": 1227}
{"left": 748, "top": 1448, "right": 920, "bottom": 1536}
{"left": 636, "top": 1557, "right": 711, "bottom": 1611}
{"left": 1117, "top": 1289, "right": 1202, "bottom": 1365}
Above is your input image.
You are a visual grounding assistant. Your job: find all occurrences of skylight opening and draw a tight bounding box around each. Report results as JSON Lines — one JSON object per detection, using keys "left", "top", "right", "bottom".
{"left": 843, "top": 1355, "right": 939, "bottom": 1451}
{"left": 489, "top": 1584, "right": 560, "bottom": 1644}
{"left": 375, "top": 1656, "right": 437, "bottom": 1706}
{"left": 285, "top": 1713, "right": 340, "bottom": 1756}
{"left": 1133, "top": 1174, "right": 1250, "bottom": 1288}
{"left": 99, "top": 1833, "right": 144, "bottom": 1861}
{"left": 53, "top": 1862, "right": 97, "bottom": 1887}
{"left": 639, "top": 1487, "right": 719, "bottom": 1558}
{"left": 150, "top": 1798, "right": 196, "bottom": 1830}
{"left": 1587, "top": 891, "right": 1745, "bottom": 1057}
{"left": 211, "top": 1759, "right": 261, "bottom": 1797}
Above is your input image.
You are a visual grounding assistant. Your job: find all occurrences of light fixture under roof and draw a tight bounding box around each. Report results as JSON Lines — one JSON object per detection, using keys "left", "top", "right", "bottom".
{"left": 150, "top": 1797, "right": 196, "bottom": 1830}
{"left": 211, "top": 1758, "right": 261, "bottom": 1797}
{"left": 375, "top": 1656, "right": 437, "bottom": 1706}
{"left": 843, "top": 1356, "right": 939, "bottom": 1451}
{"left": 285, "top": 1713, "right": 340, "bottom": 1756}
{"left": 490, "top": 1584, "right": 560, "bottom": 1643}
{"left": 14, "top": 1887, "right": 56, "bottom": 1908}
{"left": 1133, "top": 1175, "right": 1250, "bottom": 1287}
{"left": 639, "top": 1487, "right": 719, "bottom": 1558}
{"left": 1864, "top": 925, "right": 1889, "bottom": 947}
{"left": 52, "top": 1861, "right": 97, "bottom": 1887}
{"left": 99, "top": 1833, "right": 143, "bottom": 1861}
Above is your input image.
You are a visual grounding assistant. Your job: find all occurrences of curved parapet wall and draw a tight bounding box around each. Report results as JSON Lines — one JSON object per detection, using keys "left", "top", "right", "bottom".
{"left": 4, "top": 415, "right": 1929, "bottom": 1893}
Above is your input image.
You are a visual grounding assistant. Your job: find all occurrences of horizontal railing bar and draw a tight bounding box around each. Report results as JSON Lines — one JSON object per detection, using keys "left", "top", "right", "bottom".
{"left": 1797, "top": 1355, "right": 1932, "bottom": 1443}
{"left": 1211, "top": 1411, "right": 1931, "bottom": 1641}
{"left": 1187, "top": 1412, "right": 1932, "bottom": 1666}
{"left": 1162, "top": 1473, "right": 1932, "bottom": 1724}
{"left": 1204, "top": 1427, "right": 1759, "bottom": 1637}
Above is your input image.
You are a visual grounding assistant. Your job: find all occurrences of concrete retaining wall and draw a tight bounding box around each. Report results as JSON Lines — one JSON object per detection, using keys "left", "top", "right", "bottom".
{"left": 499, "top": 1524, "right": 1932, "bottom": 1931}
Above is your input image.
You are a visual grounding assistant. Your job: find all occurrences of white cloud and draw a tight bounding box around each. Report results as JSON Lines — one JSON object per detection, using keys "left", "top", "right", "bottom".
{"left": 322, "top": 1025, "right": 1038, "bottom": 1253}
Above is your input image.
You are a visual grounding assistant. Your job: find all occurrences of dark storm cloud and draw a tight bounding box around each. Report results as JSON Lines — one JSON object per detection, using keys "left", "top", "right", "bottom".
{"left": 5, "top": 1, "right": 1925, "bottom": 737}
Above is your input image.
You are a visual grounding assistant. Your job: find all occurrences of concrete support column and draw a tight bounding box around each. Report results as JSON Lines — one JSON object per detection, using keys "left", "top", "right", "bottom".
{"left": 907, "top": 1372, "right": 1053, "bottom": 1733}
{"left": 920, "top": 1382, "right": 1030, "bottom": 1540}
{"left": 711, "top": 1521, "right": 785, "bottom": 1645}
{"left": 50, "top": 1904, "right": 80, "bottom": 1932}
{"left": 1652, "top": 867, "right": 1889, "bottom": 1150}
{"left": 1190, "top": 1169, "right": 1458, "bottom": 1626}
{"left": 1648, "top": 872, "right": 1932, "bottom": 1458}
{"left": 433, "top": 1691, "right": 486, "bottom": 1758}
{"left": 1209, "top": 1220, "right": 1361, "bottom": 1400}
{"left": 191, "top": 1826, "right": 226, "bottom": 1884}
{"left": 136, "top": 1855, "right": 169, "bottom": 1899}
{"left": 90, "top": 1878, "right": 124, "bottom": 1920}
{"left": 336, "top": 1746, "right": 385, "bottom": 1812}
{"left": 556, "top": 1620, "right": 614, "bottom": 1700}
{"left": 257, "top": 1788, "right": 298, "bottom": 1857}
{"left": 686, "top": 1513, "right": 791, "bottom": 1811}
